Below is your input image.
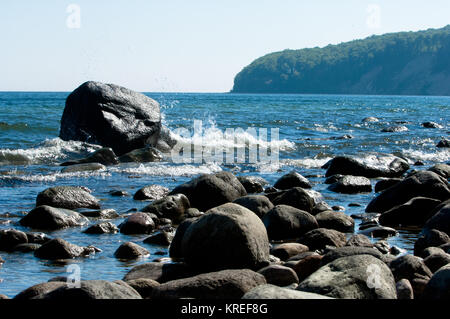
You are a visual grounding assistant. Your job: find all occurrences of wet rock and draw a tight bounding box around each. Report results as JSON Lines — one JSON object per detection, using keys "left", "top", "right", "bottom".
{"left": 109, "top": 190, "right": 129, "bottom": 197}
{"left": 437, "top": 139, "right": 450, "bottom": 148}
{"left": 14, "top": 282, "right": 67, "bottom": 300}
{"left": 321, "top": 246, "right": 383, "bottom": 265}
{"left": 0, "top": 229, "right": 28, "bottom": 251}
{"left": 315, "top": 211, "right": 355, "bottom": 233}
{"left": 270, "top": 243, "right": 309, "bottom": 261}
{"left": 422, "top": 264, "right": 450, "bottom": 299}
{"left": 421, "top": 247, "right": 446, "bottom": 259}
{"left": 423, "top": 252, "right": 450, "bottom": 273}
{"left": 332, "top": 205, "right": 345, "bottom": 212}
{"left": 119, "top": 146, "right": 162, "bottom": 163}
{"left": 374, "top": 240, "right": 391, "bottom": 255}
{"left": 20, "top": 206, "right": 89, "bottom": 230}
{"left": 423, "top": 202, "right": 450, "bottom": 235}
{"left": 142, "top": 194, "right": 190, "bottom": 224}
{"left": 34, "top": 238, "right": 97, "bottom": 260}
{"left": 61, "top": 163, "right": 106, "bottom": 173}
{"left": 169, "top": 172, "right": 247, "bottom": 211}
{"left": 379, "top": 197, "right": 441, "bottom": 227}
{"left": 328, "top": 175, "right": 372, "bottom": 194}
{"left": 36, "top": 186, "right": 100, "bottom": 210}
{"left": 429, "top": 164, "right": 450, "bottom": 179}
{"left": 143, "top": 231, "right": 175, "bottom": 246}
{"left": 389, "top": 255, "right": 433, "bottom": 284}
{"left": 381, "top": 126, "right": 408, "bottom": 133}
{"left": 80, "top": 209, "right": 119, "bottom": 219}
{"left": 257, "top": 265, "right": 299, "bottom": 286}
{"left": 422, "top": 122, "right": 443, "bottom": 129}
{"left": 291, "top": 255, "right": 323, "bottom": 282}
{"left": 169, "top": 218, "right": 197, "bottom": 259}
{"left": 366, "top": 171, "right": 450, "bottom": 213}
{"left": 151, "top": 269, "right": 266, "bottom": 299}
{"left": 414, "top": 229, "right": 450, "bottom": 256}
{"left": 262, "top": 205, "right": 318, "bottom": 240}
{"left": 60, "top": 81, "right": 161, "bottom": 156}
{"left": 133, "top": 185, "right": 169, "bottom": 201}
{"left": 126, "top": 278, "right": 160, "bottom": 298}
{"left": 271, "top": 187, "right": 314, "bottom": 213}
{"left": 346, "top": 234, "right": 374, "bottom": 247}
{"left": 362, "top": 117, "right": 379, "bottom": 123}
{"left": 311, "top": 202, "right": 333, "bottom": 216}
{"left": 297, "top": 255, "right": 397, "bottom": 299}
{"left": 325, "top": 174, "right": 344, "bottom": 184}
{"left": 298, "top": 228, "right": 346, "bottom": 251}
{"left": 273, "top": 171, "right": 312, "bottom": 190}
{"left": 115, "top": 242, "right": 150, "bottom": 260}
{"left": 360, "top": 226, "right": 398, "bottom": 238}
{"left": 181, "top": 203, "right": 270, "bottom": 271}
{"left": 61, "top": 148, "right": 119, "bottom": 166}
{"left": 237, "top": 176, "right": 268, "bottom": 194}
{"left": 83, "top": 222, "right": 119, "bottom": 234}
{"left": 396, "top": 279, "right": 414, "bottom": 299}
{"left": 25, "top": 232, "right": 51, "bottom": 244}
{"left": 123, "top": 262, "right": 195, "bottom": 283}
{"left": 374, "top": 178, "right": 402, "bottom": 193}
{"left": 243, "top": 284, "right": 332, "bottom": 299}
{"left": 119, "top": 212, "right": 155, "bottom": 235}
{"left": 13, "top": 243, "right": 41, "bottom": 253}
{"left": 233, "top": 195, "right": 274, "bottom": 218}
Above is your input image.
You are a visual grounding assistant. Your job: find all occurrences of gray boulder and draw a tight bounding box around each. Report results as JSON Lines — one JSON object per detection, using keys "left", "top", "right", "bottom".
{"left": 60, "top": 147, "right": 119, "bottom": 166}
{"left": 0, "top": 229, "right": 28, "bottom": 251}
{"left": 273, "top": 171, "right": 312, "bottom": 190}
{"left": 328, "top": 176, "right": 372, "bottom": 194}
{"left": 315, "top": 211, "right": 355, "bottom": 233}
{"left": 34, "top": 238, "right": 97, "bottom": 260}
{"left": 422, "top": 264, "right": 450, "bottom": 299}
{"left": 243, "top": 284, "right": 333, "bottom": 299}
{"left": 80, "top": 209, "right": 119, "bottom": 219}
{"left": 123, "top": 262, "right": 195, "bottom": 283}
{"left": 119, "top": 212, "right": 155, "bottom": 235}
{"left": 233, "top": 195, "right": 274, "bottom": 218}
{"left": 237, "top": 176, "right": 267, "bottom": 193}
{"left": 271, "top": 187, "right": 314, "bottom": 213}
{"left": 375, "top": 178, "right": 402, "bottom": 193}
{"left": 429, "top": 164, "right": 450, "bottom": 179}
{"left": 389, "top": 255, "right": 433, "bottom": 282}
{"left": 133, "top": 185, "right": 169, "bottom": 201}
{"left": 83, "top": 222, "right": 118, "bottom": 234}
{"left": 270, "top": 243, "right": 309, "bottom": 261}
{"left": 14, "top": 282, "right": 67, "bottom": 300}
{"left": 423, "top": 202, "right": 450, "bottom": 236}
{"left": 298, "top": 228, "right": 346, "bottom": 251}
{"left": 257, "top": 265, "right": 299, "bottom": 287}
{"left": 118, "top": 146, "right": 163, "bottom": 163}
{"left": 61, "top": 163, "right": 106, "bottom": 173}
{"left": 114, "top": 242, "right": 149, "bottom": 260}
{"left": 321, "top": 246, "right": 383, "bottom": 265}
{"left": 20, "top": 206, "right": 89, "bottom": 230}
{"left": 36, "top": 186, "right": 100, "bottom": 210}
{"left": 142, "top": 194, "right": 190, "bottom": 224}
{"left": 414, "top": 229, "right": 450, "bottom": 256}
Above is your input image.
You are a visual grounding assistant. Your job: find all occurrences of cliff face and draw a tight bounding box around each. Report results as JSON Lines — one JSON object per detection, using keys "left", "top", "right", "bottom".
{"left": 232, "top": 26, "right": 450, "bottom": 95}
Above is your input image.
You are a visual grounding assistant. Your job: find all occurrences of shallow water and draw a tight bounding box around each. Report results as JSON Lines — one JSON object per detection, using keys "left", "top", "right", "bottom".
{"left": 0, "top": 92, "right": 449, "bottom": 297}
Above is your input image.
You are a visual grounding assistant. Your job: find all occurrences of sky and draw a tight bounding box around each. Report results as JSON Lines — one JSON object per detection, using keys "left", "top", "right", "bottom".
{"left": 0, "top": 0, "right": 449, "bottom": 92}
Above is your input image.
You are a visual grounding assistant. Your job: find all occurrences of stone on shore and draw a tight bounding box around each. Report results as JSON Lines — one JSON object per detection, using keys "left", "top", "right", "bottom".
{"left": 328, "top": 175, "right": 372, "bottom": 194}
{"left": 375, "top": 178, "right": 402, "bottom": 193}
{"left": 133, "top": 185, "right": 169, "bottom": 201}
{"left": 233, "top": 195, "right": 274, "bottom": 218}
{"left": 143, "top": 230, "right": 175, "bottom": 246}
{"left": 346, "top": 234, "right": 374, "bottom": 247}
{"left": 273, "top": 171, "right": 312, "bottom": 190}
{"left": 271, "top": 187, "right": 314, "bottom": 213}
{"left": 321, "top": 246, "right": 383, "bottom": 265}
{"left": 83, "top": 222, "right": 119, "bottom": 234}
{"left": 315, "top": 211, "right": 355, "bottom": 233}
{"left": 142, "top": 194, "right": 190, "bottom": 224}
{"left": 257, "top": 265, "right": 299, "bottom": 287}
{"left": 298, "top": 228, "right": 346, "bottom": 251}
{"left": 14, "top": 282, "right": 67, "bottom": 300}
{"left": 237, "top": 176, "right": 267, "bottom": 194}
{"left": 422, "top": 264, "right": 450, "bottom": 299}
{"left": 414, "top": 229, "right": 450, "bottom": 256}
{"left": 242, "top": 284, "right": 333, "bottom": 299}
{"left": 123, "top": 262, "right": 195, "bottom": 283}
{"left": 396, "top": 279, "right": 414, "bottom": 299}
{"left": 61, "top": 163, "right": 106, "bottom": 173}
{"left": 126, "top": 278, "right": 161, "bottom": 299}
{"left": 80, "top": 209, "right": 119, "bottom": 219}
{"left": 429, "top": 164, "right": 450, "bottom": 179}
{"left": 36, "top": 186, "right": 100, "bottom": 210}
{"left": 290, "top": 255, "right": 323, "bottom": 282}
{"left": 423, "top": 202, "right": 450, "bottom": 235}
{"left": 270, "top": 243, "right": 309, "bottom": 261}
{"left": 119, "top": 212, "right": 155, "bottom": 235}
{"left": 20, "top": 206, "right": 89, "bottom": 230}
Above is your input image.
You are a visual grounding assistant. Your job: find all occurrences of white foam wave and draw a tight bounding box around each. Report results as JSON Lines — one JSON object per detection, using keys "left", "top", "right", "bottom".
{"left": 401, "top": 148, "right": 450, "bottom": 163}
{"left": 0, "top": 170, "right": 111, "bottom": 183}
{"left": 110, "top": 162, "right": 223, "bottom": 177}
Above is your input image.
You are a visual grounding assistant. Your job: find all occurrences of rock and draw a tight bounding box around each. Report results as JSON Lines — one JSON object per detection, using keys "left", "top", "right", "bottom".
{"left": 169, "top": 218, "right": 197, "bottom": 259}
{"left": 169, "top": 172, "right": 247, "bottom": 211}
{"left": 25, "top": 232, "right": 51, "bottom": 244}
{"left": 237, "top": 176, "right": 267, "bottom": 193}
{"left": 151, "top": 269, "right": 266, "bottom": 299}
{"left": 61, "top": 147, "right": 119, "bottom": 166}
{"left": 109, "top": 190, "right": 129, "bottom": 197}
{"left": 311, "top": 202, "right": 333, "bottom": 216}
{"left": 80, "top": 209, "right": 119, "bottom": 219}
{"left": 328, "top": 176, "right": 372, "bottom": 194}
{"left": 366, "top": 171, "right": 450, "bottom": 213}
{"left": 389, "top": 255, "right": 433, "bottom": 283}
{"left": 271, "top": 188, "right": 314, "bottom": 213}
{"left": 143, "top": 231, "right": 174, "bottom": 246}
{"left": 437, "top": 139, "right": 450, "bottom": 148}
{"left": 20, "top": 206, "right": 89, "bottom": 230}
{"left": 381, "top": 126, "right": 408, "bottom": 133}
{"left": 315, "top": 211, "right": 355, "bottom": 233}
{"left": 0, "top": 229, "right": 28, "bottom": 251}
{"left": 119, "top": 212, "right": 155, "bottom": 235}
{"left": 61, "top": 163, "right": 106, "bottom": 173}
{"left": 325, "top": 174, "right": 344, "bottom": 184}
{"left": 243, "top": 284, "right": 332, "bottom": 299}
{"left": 119, "top": 146, "right": 162, "bottom": 163}
{"left": 133, "top": 185, "right": 169, "bottom": 201}
{"left": 423, "top": 253, "right": 450, "bottom": 273}
{"left": 414, "top": 229, "right": 450, "bottom": 256}
{"left": 421, "top": 247, "right": 446, "bottom": 259}
{"left": 39, "top": 280, "right": 142, "bottom": 299}
{"left": 83, "top": 222, "right": 119, "bottom": 234}
{"left": 184, "top": 208, "right": 203, "bottom": 218}
{"left": 396, "top": 279, "right": 414, "bottom": 299}
{"left": 321, "top": 246, "right": 383, "bottom": 265}
{"left": 422, "top": 264, "right": 450, "bottom": 299}
{"left": 298, "top": 228, "right": 346, "bottom": 251}
{"left": 423, "top": 202, "right": 450, "bottom": 235}
{"left": 257, "top": 265, "right": 299, "bottom": 286}
{"left": 232, "top": 195, "right": 274, "bottom": 218}
{"left": 181, "top": 203, "right": 270, "bottom": 271}
{"left": 429, "top": 164, "right": 450, "bottom": 179}
{"left": 324, "top": 156, "right": 409, "bottom": 179}
{"left": 422, "top": 122, "right": 443, "bottom": 129}
{"left": 297, "top": 255, "right": 397, "bottom": 299}
{"left": 115, "top": 242, "right": 150, "bottom": 259}
{"left": 13, "top": 243, "right": 41, "bottom": 252}
{"left": 14, "top": 282, "right": 67, "bottom": 300}
{"left": 142, "top": 194, "right": 190, "bottom": 224}
{"left": 36, "top": 186, "right": 100, "bottom": 210}
{"left": 360, "top": 226, "right": 398, "bottom": 238}
{"left": 123, "top": 262, "right": 195, "bottom": 283}
{"left": 34, "top": 238, "right": 96, "bottom": 260}
{"left": 270, "top": 243, "right": 309, "bottom": 261}
{"left": 346, "top": 234, "right": 374, "bottom": 247}
{"left": 379, "top": 197, "right": 442, "bottom": 227}
{"left": 332, "top": 205, "right": 345, "bottom": 212}
{"left": 273, "top": 171, "right": 312, "bottom": 190}
{"left": 440, "top": 243, "right": 450, "bottom": 254}
{"left": 155, "top": 125, "right": 177, "bottom": 152}
{"left": 362, "top": 117, "right": 379, "bottom": 123}
{"left": 262, "top": 205, "right": 318, "bottom": 240}
{"left": 374, "top": 240, "right": 391, "bottom": 255}
{"left": 375, "top": 178, "right": 402, "bottom": 193}
{"left": 60, "top": 81, "right": 161, "bottom": 156}
{"left": 291, "top": 255, "right": 323, "bottom": 282}
{"left": 126, "top": 278, "right": 161, "bottom": 298}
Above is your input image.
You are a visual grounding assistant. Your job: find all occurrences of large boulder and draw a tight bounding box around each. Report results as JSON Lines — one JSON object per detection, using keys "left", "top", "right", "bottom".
{"left": 36, "top": 186, "right": 100, "bottom": 210}
{"left": 429, "top": 164, "right": 450, "bottom": 179}
{"left": 315, "top": 211, "right": 355, "bottom": 233}
{"left": 237, "top": 176, "right": 267, "bottom": 194}
{"left": 298, "top": 228, "right": 346, "bottom": 251}
{"left": 151, "top": 269, "right": 266, "bottom": 299}
{"left": 114, "top": 242, "right": 149, "bottom": 260}
{"left": 423, "top": 252, "right": 450, "bottom": 273}
{"left": 422, "top": 264, "right": 450, "bottom": 299}
{"left": 324, "top": 156, "right": 409, "bottom": 178}
{"left": 233, "top": 195, "right": 274, "bottom": 218}
{"left": 328, "top": 176, "right": 372, "bottom": 194}
{"left": 123, "top": 262, "right": 195, "bottom": 283}
{"left": 133, "top": 185, "right": 169, "bottom": 201}
{"left": 34, "top": 238, "right": 97, "bottom": 260}
{"left": 257, "top": 265, "right": 299, "bottom": 287}
{"left": 169, "top": 218, "right": 198, "bottom": 259}
{"left": 142, "top": 194, "right": 190, "bottom": 224}
{"left": 271, "top": 187, "right": 314, "bottom": 213}
{"left": 414, "top": 229, "right": 450, "bottom": 257}
{"left": 14, "top": 282, "right": 67, "bottom": 300}
{"left": 262, "top": 205, "right": 318, "bottom": 240}
{"left": 389, "top": 255, "right": 433, "bottom": 283}
{"left": 119, "top": 212, "right": 155, "bottom": 235}
{"left": 270, "top": 243, "right": 309, "bottom": 261}
{"left": 273, "top": 171, "right": 312, "bottom": 190}
{"left": 321, "top": 246, "right": 383, "bottom": 265}
{"left": 297, "top": 255, "right": 397, "bottom": 299}
{"left": 242, "top": 284, "right": 333, "bottom": 299}
{"left": 169, "top": 172, "right": 247, "bottom": 211}
{"left": 20, "top": 206, "right": 89, "bottom": 230}
{"left": 366, "top": 171, "right": 450, "bottom": 213}
{"left": 181, "top": 203, "right": 270, "bottom": 271}
{"left": 83, "top": 222, "right": 118, "bottom": 234}
{"left": 59, "top": 81, "right": 161, "bottom": 155}
{"left": 0, "top": 229, "right": 28, "bottom": 252}
{"left": 423, "top": 202, "right": 450, "bottom": 235}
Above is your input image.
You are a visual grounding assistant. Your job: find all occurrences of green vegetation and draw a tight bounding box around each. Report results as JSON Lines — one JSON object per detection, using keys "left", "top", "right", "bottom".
{"left": 232, "top": 25, "right": 450, "bottom": 95}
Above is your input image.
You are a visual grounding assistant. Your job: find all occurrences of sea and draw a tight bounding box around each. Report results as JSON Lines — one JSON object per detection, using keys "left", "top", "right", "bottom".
{"left": 0, "top": 92, "right": 449, "bottom": 297}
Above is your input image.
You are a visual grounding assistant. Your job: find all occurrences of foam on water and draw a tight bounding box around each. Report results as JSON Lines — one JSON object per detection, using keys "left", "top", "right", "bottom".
{"left": 109, "top": 162, "right": 223, "bottom": 177}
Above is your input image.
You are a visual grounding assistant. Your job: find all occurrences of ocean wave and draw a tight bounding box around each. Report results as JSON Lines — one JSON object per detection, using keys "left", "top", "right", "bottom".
{"left": 109, "top": 162, "right": 223, "bottom": 177}
{"left": 401, "top": 148, "right": 450, "bottom": 163}
{"left": 0, "top": 170, "right": 111, "bottom": 185}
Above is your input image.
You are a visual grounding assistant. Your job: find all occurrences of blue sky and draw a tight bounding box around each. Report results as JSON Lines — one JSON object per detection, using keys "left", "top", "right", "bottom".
{"left": 0, "top": 0, "right": 449, "bottom": 92}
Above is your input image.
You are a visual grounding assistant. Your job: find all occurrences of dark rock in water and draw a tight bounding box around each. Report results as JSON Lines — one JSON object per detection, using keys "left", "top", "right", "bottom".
{"left": 151, "top": 269, "right": 266, "bottom": 300}
{"left": 297, "top": 255, "right": 397, "bottom": 299}
{"left": 262, "top": 205, "right": 318, "bottom": 240}
{"left": 422, "top": 122, "right": 443, "bottom": 129}
{"left": 359, "top": 226, "right": 398, "bottom": 238}
{"left": 109, "top": 190, "right": 129, "bottom": 197}
{"left": 423, "top": 202, "right": 450, "bottom": 235}
{"left": 118, "top": 146, "right": 162, "bottom": 163}
{"left": 257, "top": 265, "right": 299, "bottom": 287}
{"left": 83, "top": 222, "right": 118, "bottom": 234}
{"left": 436, "top": 139, "right": 450, "bottom": 148}
{"left": 424, "top": 252, "right": 450, "bottom": 273}
{"left": 298, "top": 228, "right": 346, "bottom": 251}
{"left": 346, "top": 234, "right": 374, "bottom": 247}
{"left": 321, "top": 246, "right": 383, "bottom": 265}
{"left": 169, "top": 172, "right": 247, "bottom": 212}
{"left": 311, "top": 202, "right": 333, "bottom": 216}
{"left": 237, "top": 176, "right": 267, "bottom": 193}
{"left": 332, "top": 205, "right": 345, "bottom": 212}
{"left": 123, "top": 262, "right": 195, "bottom": 283}
{"left": 143, "top": 231, "right": 174, "bottom": 246}
{"left": 271, "top": 187, "right": 314, "bottom": 213}
{"left": 181, "top": 203, "right": 270, "bottom": 271}
{"left": 414, "top": 160, "right": 425, "bottom": 166}
{"left": 243, "top": 284, "right": 332, "bottom": 299}
{"left": 396, "top": 279, "right": 414, "bottom": 299}
{"left": 328, "top": 175, "right": 372, "bottom": 194}
{"left": 80, "top": 209, "right": 119, "bottom": 219}
{"left": 38, "top": 280, "right": 142, "bottom": 299}
{"left": 61, "top": 148, "right": 119, "bottom": 167}
{"left": 114, "top": 242, "right": 149, "bottom": 260}
{"left": 13, "top": 243, "right": 41, "bottom": 253}
{"left": 315, "top": 211, "right": 355, "bottom": 233}
{"left": 270, "top": 243, "right": 309, "bottom": 261}
{"left": 273, "top": 171, "right": 312, "bottom": 190}
{"left": 36, "top": 186, "right": 100, "bottom": 210}
{"left": 133, "top": 185, "right": 169, "bottom": 201}
{"left": 25, "top": 232, "right": 51, "bottom": 244}
{"left": 14, "top": 282, "right": 67, "bottom": 300}
{"left": 324, "top": 156, "right": 409, "bottom": 178}
{"left": 381, "top": 126, "right": 408, "bottom": 133}
{"left": 329, "top": 134, "right": 353, "bottom": 140}
{"left": 59, "top": 81, "right": 161, "bottom": 156}
{"left": 169, "top": 218, "right": 198, "bottom": 259}
{"left": 126, "top": 278, "right": 161, "bottom": 299}
{"left": 233, "top": 195, "right": 274, "bottom": 218}
{"left": 61, "top": 163, "right": 106, "bottom": 173}
{"left": 422, "top": 264, "right": 450, "bottom": 299}
{"left": 379, "top": 197, "right": 441, "bottom": 227}
{"left": 142, "top": 194, "right": 190, "bottom": 224}
{"left": 414, "top": 229, "right": 450, "bottom": 257}
{"left": 324, "top": 174, "right": 343, "bottom": 184}
{"left": 290, "top": 255, "right": 323, "bottom": 282}
{"left": 0, "top": 229, "right": 28, "bottom": 252}
{"left": 389, "top": 255, "right": 433, "bottom": 283}
{"left": 20, "top": 206, "right": 89, "bottom": 230}
{"left": 34, "top": 238, "right": 97, "bottom": 260}
{"left": 366, "top": 171, "right": 450, "bottom": 213}
{"left": 374, "top": 178, "right": 402, "bottom": 193}
{"left": 429, "top": 164, "right": 450, "bottom": 179}
{"left": 119, "top": 212, "right": 155, "bottom": 235}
